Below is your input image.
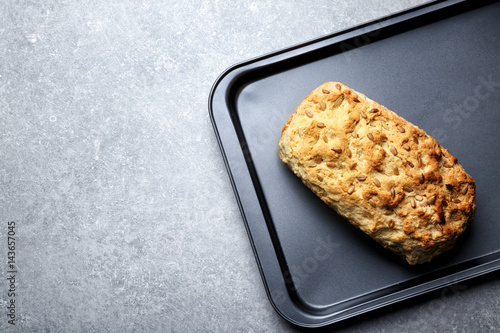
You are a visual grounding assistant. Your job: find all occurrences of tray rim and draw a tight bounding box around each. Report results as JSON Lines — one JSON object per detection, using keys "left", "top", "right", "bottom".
{"left": 208, "top": 0, "right": 500, "bottom": 327}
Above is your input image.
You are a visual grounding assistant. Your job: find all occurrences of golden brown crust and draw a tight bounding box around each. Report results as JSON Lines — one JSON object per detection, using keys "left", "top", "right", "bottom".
{"left": 279, "top": 81, "right": 476, "bottom": 265}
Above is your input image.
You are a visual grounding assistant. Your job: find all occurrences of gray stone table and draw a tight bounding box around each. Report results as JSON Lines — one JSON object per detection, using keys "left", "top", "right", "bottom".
{"left": 1, "top": 0, "right": 499, "bottom": 332}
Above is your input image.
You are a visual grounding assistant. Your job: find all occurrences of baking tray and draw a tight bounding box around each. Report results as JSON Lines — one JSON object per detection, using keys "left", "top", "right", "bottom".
{"left": 209, "top": 0, "right": 500, "bottom": 328}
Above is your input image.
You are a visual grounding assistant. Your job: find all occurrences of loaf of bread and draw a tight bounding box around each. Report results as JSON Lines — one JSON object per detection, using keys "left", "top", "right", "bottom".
{"left": 279, "top": 81, "right": 476, "bottom": 265}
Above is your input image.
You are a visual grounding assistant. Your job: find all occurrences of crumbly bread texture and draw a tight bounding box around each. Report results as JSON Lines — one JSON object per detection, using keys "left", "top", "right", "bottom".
{"left": 279, "top": 81, "right": 476, "bottom": 265}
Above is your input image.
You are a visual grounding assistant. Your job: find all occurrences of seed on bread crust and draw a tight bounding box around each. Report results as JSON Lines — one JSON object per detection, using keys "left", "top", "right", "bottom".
{"left": 333, "top": 95, "right": 344, "bottom": 108}
{"left": 347, "top": 186, "right": 355, "bottom": 195}
{"left": 427, "top": 195, "right": 437, "bottom": 205}
{"left": 460, "top": 184, "right": 469, "bottom": 195}
{"left": 390, "top": 146, "right": 398, "bottom": 156}
{"left": 417, "top": 155, "right": 423, "bottom": 167}
{"left": 410, "top": 197, "right": 417, "bottom": 209}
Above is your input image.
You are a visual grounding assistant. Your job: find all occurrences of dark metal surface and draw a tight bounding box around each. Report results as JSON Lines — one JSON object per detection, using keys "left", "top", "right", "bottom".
{"left": 210, "top": 0, "right": 500, "bottom": 327}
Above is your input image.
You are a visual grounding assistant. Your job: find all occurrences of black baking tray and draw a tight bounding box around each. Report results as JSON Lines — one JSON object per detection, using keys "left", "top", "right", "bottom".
{"left": 209, "top": 0, "right": 500, "bottom": 328}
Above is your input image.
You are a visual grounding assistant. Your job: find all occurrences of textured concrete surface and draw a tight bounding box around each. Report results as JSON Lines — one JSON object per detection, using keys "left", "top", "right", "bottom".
{"left": 0, "top": 0, "right": 499, "bottom": 332}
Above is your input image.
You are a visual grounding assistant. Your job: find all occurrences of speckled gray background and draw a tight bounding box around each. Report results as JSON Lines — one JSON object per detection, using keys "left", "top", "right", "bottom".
{"left": 1, "top": 0, "right": 499, "bottom": 332}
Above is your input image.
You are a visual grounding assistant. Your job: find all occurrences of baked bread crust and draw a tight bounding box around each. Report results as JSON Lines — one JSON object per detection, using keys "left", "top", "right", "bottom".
{"left": 279, "top": 81, "right": 476, "bottom": 265}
